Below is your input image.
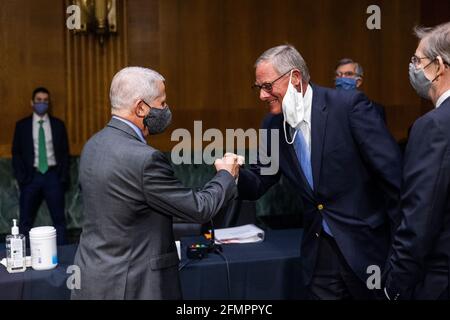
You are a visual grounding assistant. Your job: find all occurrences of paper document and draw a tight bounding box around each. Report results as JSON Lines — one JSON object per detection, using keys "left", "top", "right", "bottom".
{"left": 214, "top": 224, "right": 265, "bottom": 244}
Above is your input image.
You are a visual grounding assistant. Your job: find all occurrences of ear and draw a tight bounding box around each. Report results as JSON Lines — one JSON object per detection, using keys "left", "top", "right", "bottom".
{"left": 291, "top": 69, "right": 302, "bottom": 86}
{"left": 436, "top": 56, "right": 446, "bottom": 76}
{"left": 135, "top": 100, "right": 148, "bottom": 118}
{"left": 30, "top": 100, "right": 34, "bottom": 108}
{"left": 356, "top": 78, "right": 363, "bottom": 88}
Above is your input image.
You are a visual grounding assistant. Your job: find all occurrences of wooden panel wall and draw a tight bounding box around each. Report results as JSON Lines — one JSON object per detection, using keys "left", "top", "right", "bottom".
{"left": 64, "top": 0, "right": 128, "bottom": 154}
{"left": 158, "top": 0, "right": 423, "bottom": 146}
{"left": 0, "top": 0, "right": 439, "bottom": 157}
{"left": 0, "top": 0, "right": 66, "bottom": 156}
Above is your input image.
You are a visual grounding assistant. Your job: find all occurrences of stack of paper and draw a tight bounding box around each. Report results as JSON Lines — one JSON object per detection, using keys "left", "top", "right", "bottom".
{"left": 214, "top": 224, "right": 265, "bottom": 244}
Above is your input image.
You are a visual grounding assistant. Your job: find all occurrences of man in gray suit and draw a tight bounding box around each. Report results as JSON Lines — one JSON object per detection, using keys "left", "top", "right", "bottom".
{"left": 71, "top": 67, "right": 239, "bottom": 300}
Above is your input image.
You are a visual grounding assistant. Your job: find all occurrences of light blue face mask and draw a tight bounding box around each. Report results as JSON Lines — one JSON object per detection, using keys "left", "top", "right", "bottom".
{"left": 335, "top": 77, "right": 358, "bottom": 90}
{"left": 33, "top": 102, "right": 49, "bottom": 115}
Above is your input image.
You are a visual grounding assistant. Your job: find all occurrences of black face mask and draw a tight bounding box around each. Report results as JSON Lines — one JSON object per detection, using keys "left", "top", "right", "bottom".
{"left": 143, "top": 103, "right": 172, "bottom": 135}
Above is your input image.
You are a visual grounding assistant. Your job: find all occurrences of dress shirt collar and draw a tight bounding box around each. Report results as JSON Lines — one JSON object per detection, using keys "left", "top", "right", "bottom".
{"left": 112, "top": 116, "right": 146, "bottom": 143}
{"left": 33, "top": 112, "right": 50, "bottom": 124}
{"left": 436, "top": 89, "right": 450, "bottom": 109}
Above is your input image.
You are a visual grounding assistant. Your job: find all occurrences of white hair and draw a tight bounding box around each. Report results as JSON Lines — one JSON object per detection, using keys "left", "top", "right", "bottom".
{"left": 255, "top": 44, "right": 311, "bottom": 82}
{"left": 109, "top": 66, "right": 165, "bottom": 112}
{"left": 415, "top": 22, "right": 450, "bottom": 66}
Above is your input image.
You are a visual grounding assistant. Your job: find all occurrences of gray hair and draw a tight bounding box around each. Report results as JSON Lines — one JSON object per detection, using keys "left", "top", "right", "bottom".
{"left": 255, "top": 44, "right": 311, "bottom": 82}
{"left": 109, "top": 66, "right": 165, "bottom": 112}
{"left": 335, "top": 58, "right": 364, "bottom": 78}
{"left": 414, "top": 22, "right": 450, "bottom": 66}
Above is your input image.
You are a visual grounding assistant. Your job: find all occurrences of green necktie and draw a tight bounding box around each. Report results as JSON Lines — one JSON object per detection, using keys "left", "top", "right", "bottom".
{"left": 38, "top": 120, "right": 48, "bottom": 174}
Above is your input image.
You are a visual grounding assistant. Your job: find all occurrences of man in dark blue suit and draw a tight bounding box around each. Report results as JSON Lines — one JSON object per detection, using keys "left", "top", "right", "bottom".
{"left": 334, "top": 58, "right": 386, "bottom": 123}
{"left": 12, "top": 87, "right": 69, "bottom": 245}
{"left": 234, "top": 45, "right": 402, "bottom": 299}
{"left": 385, "top": 22, "right": 450, "bottom": 300}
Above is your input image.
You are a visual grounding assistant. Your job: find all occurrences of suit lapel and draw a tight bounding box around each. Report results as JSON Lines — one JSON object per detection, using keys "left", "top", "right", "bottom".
{"left": 49, "top": 116, "right": 58, "bottom": 146}
{"left": 285, "top": 139, "right": 316, "bottom": 201}
{"left": 310, "top": 85, "right": 328, "bottom": 191}
{"left": 276, "top": 116, "right": 315, "bottom": 201}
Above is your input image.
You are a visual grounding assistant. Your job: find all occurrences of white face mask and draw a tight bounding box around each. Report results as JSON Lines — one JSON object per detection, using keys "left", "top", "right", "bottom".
{"left": 282, "top": 71, "right": 305, "bottom": 144}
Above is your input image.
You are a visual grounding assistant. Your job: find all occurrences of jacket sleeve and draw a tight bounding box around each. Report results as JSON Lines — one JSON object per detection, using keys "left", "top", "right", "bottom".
{"left": 348, "top": 91, "right": 403, "bottom": 227}
{"left": 238, "top": 165, "right": 281, "bottom": 201}
{"left": 237, "top": 116, "right": 282, "bottom": 201}
{"left": 59, "top": 121, "right": 70, "bottom": 186}
{"left": 142, "top": 150, "right": 237, "bottom": 223}
{"left": 11, "top": 122, "right": 26, "bottom": 184}
{"left": 385, "top": 115, "right": 450, "bottom": 299}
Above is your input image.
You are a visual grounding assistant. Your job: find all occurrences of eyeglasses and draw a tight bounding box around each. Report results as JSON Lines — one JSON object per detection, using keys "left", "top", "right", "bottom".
{"left": 411, "top": 54, "right": 450, "bottom": 69}
{"left": 335, "top": 71, "right": 361, "bottom": 78}
{"left": 252, "top": 69, "right": 292, "bottom": 93}
{"left": 411, "top": 55, "right": 434, "bottom": 68}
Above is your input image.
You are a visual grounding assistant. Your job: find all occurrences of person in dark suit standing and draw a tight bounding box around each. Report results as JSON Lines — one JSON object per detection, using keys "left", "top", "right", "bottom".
{"left": 334, "top": 58, "right": 386, "bottom": 122}
{"left": 385, "top": 22, "right": 450, "bottom": 300}
{"left": 71, "top": 67, "right": 239, "bottom": 300}
{"left": 230, "top": 45, "right": 402, "bottom": 299}
{"left": 12, "top": 87, "right": 69, "bottom": 245}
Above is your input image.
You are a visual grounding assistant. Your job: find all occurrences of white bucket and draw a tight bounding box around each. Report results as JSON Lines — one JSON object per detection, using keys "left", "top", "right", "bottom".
{"left": 29, "top": 226, "right": 58, "bottom": 270}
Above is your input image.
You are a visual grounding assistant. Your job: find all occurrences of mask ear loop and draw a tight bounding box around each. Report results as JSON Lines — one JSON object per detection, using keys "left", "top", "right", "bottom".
{"left": 299, "top": 77, "right": 305, "bottom": 120}
{"left": 283, "top": 70, "right": 298, "bottom": 145}
{"left": 283, "top": 70, "right": 305, "bottom": 145}
{"left": 136, "top": 100, "right": 149, "bottom": 118}
{"left": 283, "top": 120, "right": 297, "bottom": 145}
{"left": 431, "top": 57, "right": 443, "bottom": 83}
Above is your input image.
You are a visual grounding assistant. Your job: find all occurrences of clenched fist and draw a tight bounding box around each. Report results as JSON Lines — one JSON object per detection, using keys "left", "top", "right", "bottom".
{"left": 214, "top": 154, "right": 244, "bottom": 178}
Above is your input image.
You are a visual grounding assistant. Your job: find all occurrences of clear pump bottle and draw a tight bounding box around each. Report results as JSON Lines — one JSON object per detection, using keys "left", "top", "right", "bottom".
{"left": 6, "top": 219, "right": 26, "bottom": 273}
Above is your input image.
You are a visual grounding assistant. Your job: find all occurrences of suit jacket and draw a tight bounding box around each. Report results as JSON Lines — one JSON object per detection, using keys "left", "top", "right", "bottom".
{"left": 372, "top": 101, "right": 386, "bottom": 123}
{"left": 238, "top": 84, "right": 402, "bottom": 286}
{"left": 386, "top": 96, "right": 450, "bottom": 300}
{"left": 12, "top": 115, "right": 70, "bottom": 186}
{"left": 71, "top": 118, "right": 237, "bottom": 300}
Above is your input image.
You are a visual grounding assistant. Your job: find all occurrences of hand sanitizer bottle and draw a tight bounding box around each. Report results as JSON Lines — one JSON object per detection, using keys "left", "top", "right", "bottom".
{"left": 6, "top": 219, "right": 26, "bottom": 273}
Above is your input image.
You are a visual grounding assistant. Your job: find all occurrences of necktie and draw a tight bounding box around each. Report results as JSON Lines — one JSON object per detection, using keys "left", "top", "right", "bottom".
{"left": 38, "top": 120, "right": 48, "bottom": 174}
{"left": 293, "top": 127, "right": 333, "bottom": 236}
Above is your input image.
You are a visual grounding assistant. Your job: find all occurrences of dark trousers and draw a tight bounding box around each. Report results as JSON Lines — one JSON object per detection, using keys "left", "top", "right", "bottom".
{"left": 19, "top": 168, "right": 66, "bottom": 245}
{"left": 308, "top": 232, "right": 377, "bottom": 300}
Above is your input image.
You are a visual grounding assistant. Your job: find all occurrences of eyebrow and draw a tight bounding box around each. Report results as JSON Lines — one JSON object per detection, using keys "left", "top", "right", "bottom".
{"left": 254, "top": 78, "right": 273, "bottom": 86}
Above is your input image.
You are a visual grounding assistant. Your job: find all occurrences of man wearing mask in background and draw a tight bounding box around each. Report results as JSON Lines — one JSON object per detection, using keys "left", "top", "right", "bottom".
{"left": 385, "top": 22, "right": 450, "bottom": 300}
{"left": 12, "top": 87, "right": 69, "bottom": 245}
{"left": 232, "top": 45, "right": 402, "bottom": 299}
{"left": 72, "top": 67, "right": 239, "bottom": 300}
{"left": 335, "top": 58, "right": 386, "bottom": 122}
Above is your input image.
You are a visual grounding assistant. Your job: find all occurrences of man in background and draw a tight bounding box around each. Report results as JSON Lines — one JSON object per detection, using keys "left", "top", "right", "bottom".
{"left": 335, "top": 58, "right": 386, "bottom": 122}
{"left": 12, "top": 87, "right": 69, "bottom": 245}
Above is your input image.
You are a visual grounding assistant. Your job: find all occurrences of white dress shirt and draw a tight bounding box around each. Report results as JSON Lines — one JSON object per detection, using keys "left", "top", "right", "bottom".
{"left": 436, "top": 89, "right": 450, "bottom": 109}
{"left": 289, "top": 84, "right": 313, "bottom": 153}
{"left": 32, "top": 112, "right": 56, "bottom": 168}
